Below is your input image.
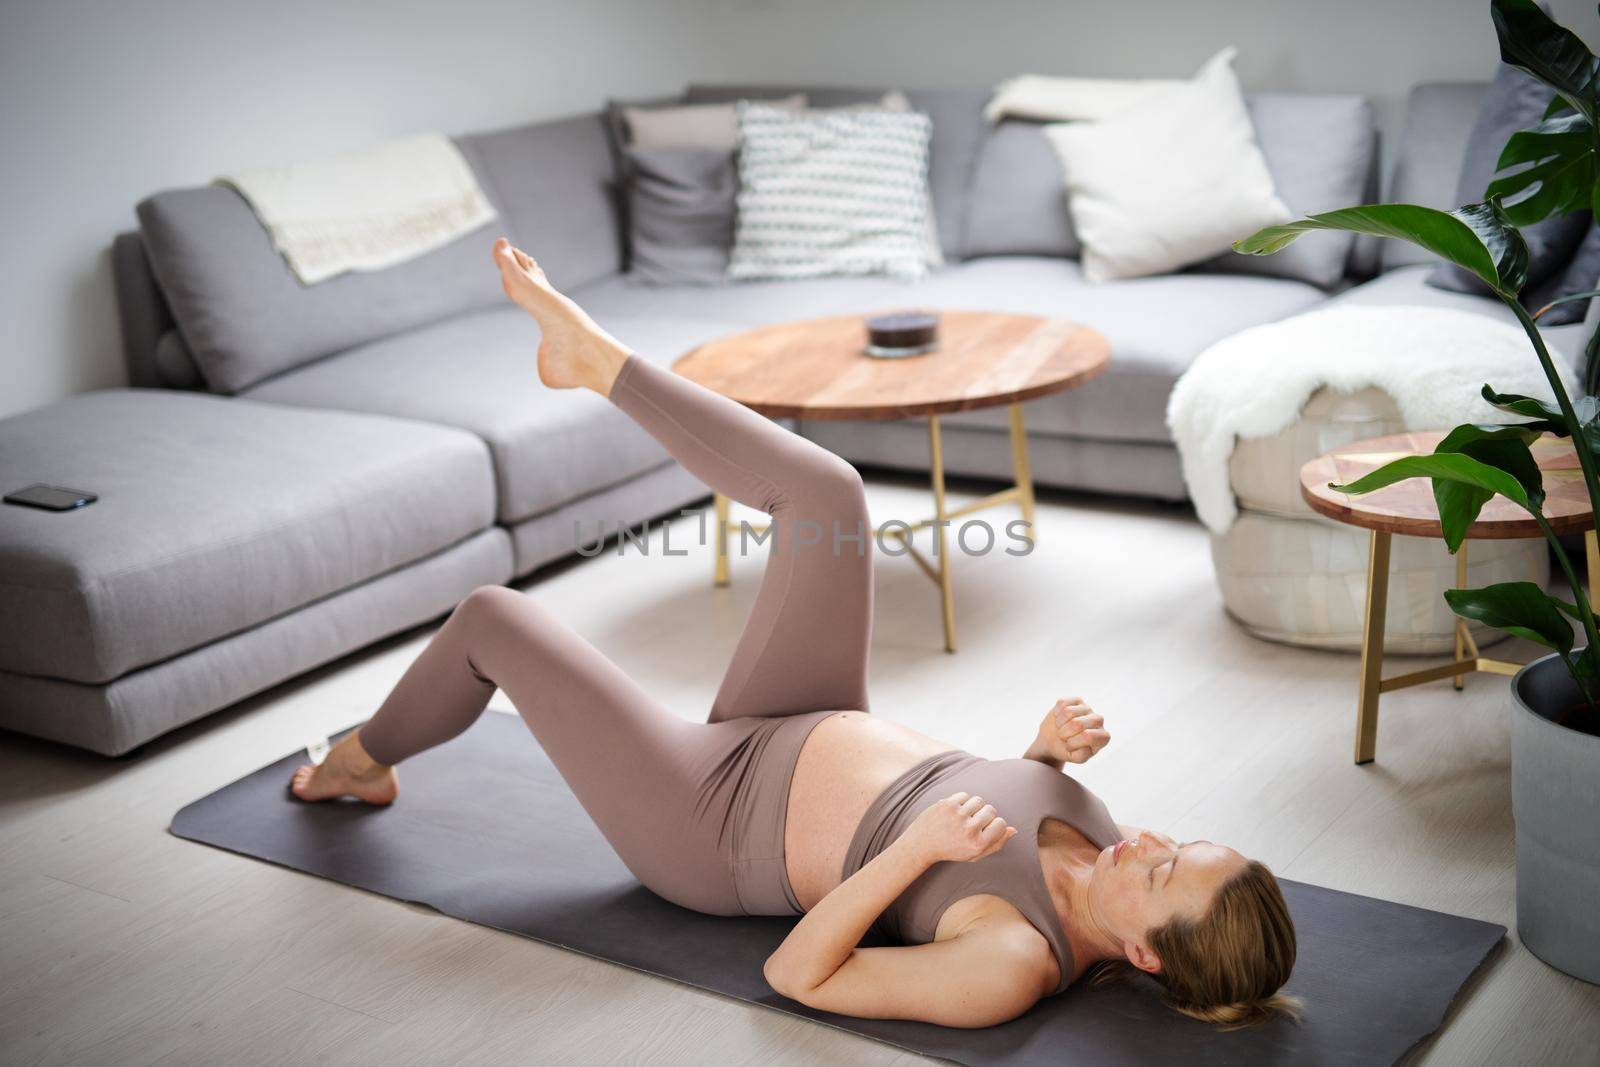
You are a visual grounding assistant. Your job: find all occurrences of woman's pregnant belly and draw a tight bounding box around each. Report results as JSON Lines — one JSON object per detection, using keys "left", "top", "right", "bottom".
{"left": 783, "top": 711, "right": 956, "bottom": 910}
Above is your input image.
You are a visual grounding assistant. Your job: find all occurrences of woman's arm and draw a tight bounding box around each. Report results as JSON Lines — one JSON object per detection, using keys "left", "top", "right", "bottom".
{"left": 764, "top": 792, "right": 1052, "bottom": 1027}
{"left": 1024, "top": 697, "right": 1109, "bottom": 768}
{"left": 770, "top": 916, "right": 1056, "bottom": 1027}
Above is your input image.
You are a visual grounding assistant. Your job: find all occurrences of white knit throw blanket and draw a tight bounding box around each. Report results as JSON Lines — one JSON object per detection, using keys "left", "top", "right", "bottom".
{"left": 217, "top": 133, "right": 496, "bottom": 285}
{"left": 1166, "top": 304, "right": 1577, "bottom": 535}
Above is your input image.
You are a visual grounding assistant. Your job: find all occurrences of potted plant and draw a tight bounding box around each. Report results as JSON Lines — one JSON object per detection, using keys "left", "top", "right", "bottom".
{"left": 1234, "top": 0, "right": 1600, "bottom": 984}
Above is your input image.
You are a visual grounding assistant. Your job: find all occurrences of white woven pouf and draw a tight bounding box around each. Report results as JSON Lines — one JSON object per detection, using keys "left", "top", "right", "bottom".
{"left": 1213, "top": 386, "right": 1543, "bottom": 653}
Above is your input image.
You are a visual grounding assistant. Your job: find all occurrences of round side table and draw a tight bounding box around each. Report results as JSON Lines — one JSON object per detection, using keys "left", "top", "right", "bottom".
{"left": 674, "top": 310, "right": 1111, "bottom": 652}
{"left": 1300, "top": 431, "right": 1597, "bottom": 765}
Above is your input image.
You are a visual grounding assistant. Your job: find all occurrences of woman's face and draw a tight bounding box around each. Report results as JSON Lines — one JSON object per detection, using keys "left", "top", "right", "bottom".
{"left": 1089, "top": 829, "right": 1247, "bottom": 974}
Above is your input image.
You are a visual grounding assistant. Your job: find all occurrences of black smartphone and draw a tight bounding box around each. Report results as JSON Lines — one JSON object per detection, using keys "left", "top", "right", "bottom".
{"left": 3, "top": 483, "right": 98, "bottom": 511}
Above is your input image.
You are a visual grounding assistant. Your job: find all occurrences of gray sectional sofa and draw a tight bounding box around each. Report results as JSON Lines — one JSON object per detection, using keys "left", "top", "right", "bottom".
{"left": 0, "top": 78, "right": 1575, "bottom": 756}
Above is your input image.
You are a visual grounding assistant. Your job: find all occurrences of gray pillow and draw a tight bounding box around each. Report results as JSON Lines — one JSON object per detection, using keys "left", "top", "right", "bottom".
{"left": 623, "top": 146, "right": 736, "bottom": 286}
{"left": 1429, "top": 61, "right": 1590, "bottom": 297}
{"left": 962, "top": 121, "right": 1079, "bottom": 259}
{"left": 1205, "top": 93, "right": 1377, "bottom": 289}
{"left": 1527, "top": 222, "right": 1600, "bottom": 325}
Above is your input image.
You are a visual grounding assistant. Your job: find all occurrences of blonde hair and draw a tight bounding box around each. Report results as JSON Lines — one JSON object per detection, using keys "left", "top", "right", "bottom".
{"left": 1092, "top": 860, "right": 1302, "bottom": 1031}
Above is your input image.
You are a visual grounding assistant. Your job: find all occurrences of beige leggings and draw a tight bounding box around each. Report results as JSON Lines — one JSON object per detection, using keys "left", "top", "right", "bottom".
{"left": 357, "top": 354, "right": 874, "bottom": 915}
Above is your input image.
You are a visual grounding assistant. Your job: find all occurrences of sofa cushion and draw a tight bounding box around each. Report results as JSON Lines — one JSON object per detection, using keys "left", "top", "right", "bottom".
{"left": 1429, "top": 62, "right": 1590, "bottom": 298}
{"left": 1533, "top": 222, "right": 1600, "bottom": 325}
{"left": 685, "top": 84, "right": 989, "bottom": 260}
{"left": 1382, "top": 83, "right": 1488, "bottom": 270}
{"left": 571, "top": 267, "right": 935, "bottom": 326}
{"left": 240, "top": 306, "right": 740, "bottom": 524}
{"left": 1203, "top": 93, "right": 1377, "bottom": 289}
{"left": 0, "top": 390, "right": 495, "bottom": 685}
{"left": 458, "top": 112, "right": 623, "bottom": 292}
{"left": 1325, "top": 263, "right": 1588, "bottom": 368}
{"left": 0, "top": 528, "right": 513, "bottom": 757}
{"left": 136, "top": 147, "right": 507, "bottom": 395}
{"left": 574, "top": 256, "right": 1324, "bottom": 443}
{"left": 922, "top": 258, "right": 1324, "bottom": 442}
{"left": 963, "top": 121, "right": 1081, "bottom": 259}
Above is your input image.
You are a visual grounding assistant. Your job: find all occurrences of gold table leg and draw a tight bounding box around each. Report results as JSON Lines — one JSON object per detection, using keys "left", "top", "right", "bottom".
{"left": 929, "top": 416, "right": 957, "bottom": 653}
{"left": 1007, "top": 403, "right": 1037, "bottom": 547}
{"left": 713, "top": 492, "right": 730, "bottom": 587}
{"left": 1453, "top": 545, "right": 1467, "bottom": 691}
{"left": 1354, "top": 529, "right": 1593, "bottom": 764}
{"left": 1355, "top": 530, "right": 1392, "bottom": 765}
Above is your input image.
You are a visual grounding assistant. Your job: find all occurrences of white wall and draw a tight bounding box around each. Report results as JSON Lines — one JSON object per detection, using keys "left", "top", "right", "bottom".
{"left": 708, "top": 0, "right": 1593, "bottom": 129}
{"left": 0, "top": 0, "right": 716, "bottom": 419}
{"left": 3, "top": 0, "right": 1596, "bottom": 418}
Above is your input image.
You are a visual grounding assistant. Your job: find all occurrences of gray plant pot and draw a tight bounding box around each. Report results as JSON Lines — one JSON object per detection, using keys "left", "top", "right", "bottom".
{"left": 1510, "top": 651, "right": 1600, "bottom": 984}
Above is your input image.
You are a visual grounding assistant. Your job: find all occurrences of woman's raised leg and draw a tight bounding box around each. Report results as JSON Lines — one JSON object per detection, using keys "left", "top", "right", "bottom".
{"left": 488, "top": 238, "right": 875, "bottom": 722}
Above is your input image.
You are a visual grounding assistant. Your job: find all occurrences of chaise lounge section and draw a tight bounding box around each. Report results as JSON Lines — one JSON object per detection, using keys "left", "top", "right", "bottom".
{"left": 0, "top": 390, "right": 510, "bottom": 755}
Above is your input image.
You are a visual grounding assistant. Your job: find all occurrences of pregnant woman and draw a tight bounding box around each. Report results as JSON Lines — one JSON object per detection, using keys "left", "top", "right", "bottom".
{"left": 291, "top": 238, "right": 1299, "bottom": 1030}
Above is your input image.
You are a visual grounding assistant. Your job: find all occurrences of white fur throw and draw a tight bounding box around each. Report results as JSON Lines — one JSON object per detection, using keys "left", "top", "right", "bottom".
{"left": 1166, "top": 304, "right": 1577, "bottom": 535}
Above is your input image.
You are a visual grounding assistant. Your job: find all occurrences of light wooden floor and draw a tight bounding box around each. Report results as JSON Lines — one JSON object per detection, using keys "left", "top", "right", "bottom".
{"left": 3, "top": 474, "right": 1598, "bottom": 1065}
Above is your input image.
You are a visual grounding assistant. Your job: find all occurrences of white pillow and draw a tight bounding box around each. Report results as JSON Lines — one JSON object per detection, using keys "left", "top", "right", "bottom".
{"left": 984, "top": 74, "right": 1185, "bottom": 123}
{"left": 728, "top": 103, "right": 936, "bottom": 281}
{"left": 1042, "top": 47, "right": 1292, "bottom": 282}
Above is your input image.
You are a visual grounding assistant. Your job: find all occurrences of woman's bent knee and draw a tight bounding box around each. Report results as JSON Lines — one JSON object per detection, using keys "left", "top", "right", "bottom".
{"left": 817, "top": 458, "right": 871, "bottom": 554}
{"left": 456, "top": 585, "right": 547, "bottom": 635}
{"left": 460, "top": 584, "right": 520, "bottom": 616}
{"left": 798, "top": 452, "right": 868, "bottom": 521}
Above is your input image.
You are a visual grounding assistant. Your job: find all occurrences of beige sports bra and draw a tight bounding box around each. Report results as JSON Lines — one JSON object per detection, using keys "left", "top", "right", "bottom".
{"left": 839, "top": 750, "right": 1120, "bottom": 994}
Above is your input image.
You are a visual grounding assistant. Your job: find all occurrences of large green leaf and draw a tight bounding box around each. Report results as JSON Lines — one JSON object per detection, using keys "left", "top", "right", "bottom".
{"left": 1432, "top": 425, "right": 1545, "bottom": 548}
{"left": 1487, "top": 111, "right": 1597, "bottom": 226}
{"left": 1435, "top": 424, "right": 1545, "bottom": 507}
{"left": 1444, "top": 581, "right": 1575, "bottom": 653}
{"left": 1329, "top": 451, "right": 1532, "bottom": 508}
{"left": 1480, "top": 384, "right": 1595, "bottom": 429}
{"left": 1492, "top": 0, "right": 1600, "bottom": 123}
{"left": 1451, "top": 200, "right": 1530, "bottom": 293}
{"left": 1432, "top": 479, "right": 1496, "bottom": 554}
{"left": 1482, "top": 385, "right": 1600, "bottom": 457}
{"left": 1234, "top": 202, "right": 1527, "bottom": 294}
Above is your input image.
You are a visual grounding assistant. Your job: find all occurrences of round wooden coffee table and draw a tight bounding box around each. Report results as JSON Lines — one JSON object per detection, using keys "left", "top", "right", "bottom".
{"left": 1300, "top": 430, "right": 1596, "bottom": 764}
{"left": 674, "top": 310, "right": 1111, "bottom": 652}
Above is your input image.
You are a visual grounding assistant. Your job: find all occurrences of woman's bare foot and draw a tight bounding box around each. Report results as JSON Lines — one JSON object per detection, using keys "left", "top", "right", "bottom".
{"left": 289, "top": 731, "right": 398, "bottom": 805}
{"left": 491, "top": 237, "right": 629, "bottom": 395}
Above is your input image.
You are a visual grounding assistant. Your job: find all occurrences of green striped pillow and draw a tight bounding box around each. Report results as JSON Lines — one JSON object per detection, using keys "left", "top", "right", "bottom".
{"left": 729, "top": 102, "right": 936, "bottom": 281}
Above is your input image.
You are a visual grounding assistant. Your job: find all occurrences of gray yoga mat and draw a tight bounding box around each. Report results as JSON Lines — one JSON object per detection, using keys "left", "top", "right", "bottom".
{"left": 171, "top": 711, "right": 1503, "bottom": 1066}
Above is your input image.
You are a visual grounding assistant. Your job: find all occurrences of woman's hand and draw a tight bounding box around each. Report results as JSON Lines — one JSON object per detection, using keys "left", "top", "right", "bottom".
{"left": 1026, "top": 697, "right": 1110, "bottom": 768}
{"left": 902, "top": 792, "right": 1017, "bottom": 865}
